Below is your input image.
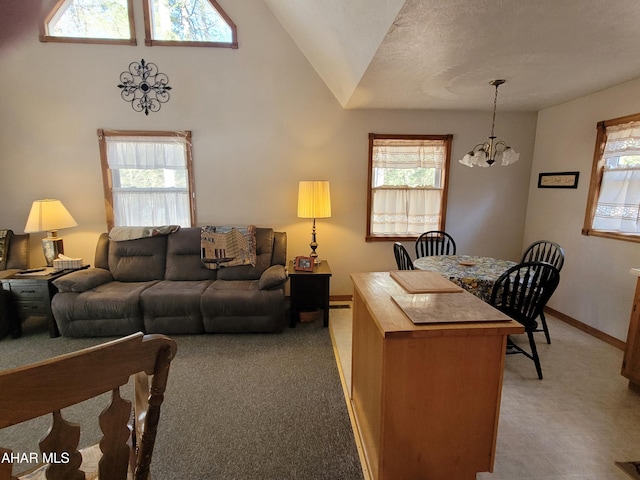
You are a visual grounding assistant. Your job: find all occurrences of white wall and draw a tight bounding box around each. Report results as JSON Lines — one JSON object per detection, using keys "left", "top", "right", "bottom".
{"left": 525, "top": 78, "right": 640, "bottom": 341}
{"left": 0, "top": 0, "right": 536, "bottom": 296}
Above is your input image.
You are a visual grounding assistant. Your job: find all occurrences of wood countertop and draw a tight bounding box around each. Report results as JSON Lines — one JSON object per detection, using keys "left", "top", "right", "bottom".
{"left": 350, "top": 271, "right": 524, "bottom": 339}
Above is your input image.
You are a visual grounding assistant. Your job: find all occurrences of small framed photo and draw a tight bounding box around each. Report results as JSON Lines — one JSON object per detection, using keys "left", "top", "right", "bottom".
{"left": 294, "top": 256, "right": 314, "bottom": 272}
{"left": 538, "top": 171, "right": 580, "bottom": 189}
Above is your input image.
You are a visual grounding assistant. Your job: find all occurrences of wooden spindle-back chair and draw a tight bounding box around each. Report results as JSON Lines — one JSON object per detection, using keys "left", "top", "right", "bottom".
{"left": 393, "top": 242, "right": 415, "bottom": 270}
{"left": 489, "top": 262, "right": 560, "bottom": 379}
{"left": 520, "top": 240, "right": 565, "bottom": 343}
{"left": 415, "top": 231, "right": 456, "bottom": 258}
{"left": 0, "top": 333, "right": 177, "bottom": 480}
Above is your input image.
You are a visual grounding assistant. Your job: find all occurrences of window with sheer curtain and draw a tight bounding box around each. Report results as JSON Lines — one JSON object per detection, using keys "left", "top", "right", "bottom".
{"left": 583, "top": 114, "right": 640, "bottom": 242}
{"left": 98, "top": 130, "right": 195, "bottom": 231}
{"left": 366, "top": 134, "right": 452, "bottom": 241}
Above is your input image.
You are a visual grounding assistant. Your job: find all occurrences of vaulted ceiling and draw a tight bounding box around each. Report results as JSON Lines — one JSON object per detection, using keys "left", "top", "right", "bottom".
{"left": 3, "top": 1, "right": 640, "bottom": 113}
{"left": 265, "top": 0, "right": 640, "bottom": 112}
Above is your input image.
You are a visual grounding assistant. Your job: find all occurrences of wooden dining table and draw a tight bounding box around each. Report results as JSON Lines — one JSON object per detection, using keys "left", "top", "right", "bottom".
{"left": 413, "top": 254, "right": 517, "bottom": 302}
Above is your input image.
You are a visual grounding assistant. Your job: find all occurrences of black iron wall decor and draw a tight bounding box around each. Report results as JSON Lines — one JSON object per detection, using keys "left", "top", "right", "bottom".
{"left": 117, "top": 59, "right": 172, "bottom": 115}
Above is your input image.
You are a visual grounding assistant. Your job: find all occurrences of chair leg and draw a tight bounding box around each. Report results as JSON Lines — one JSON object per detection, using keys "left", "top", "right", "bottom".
{"left": 527, "top": 331, "right": 543, "bottom": 380}
{"left": 539, "top": 311, "right": 551, "bottom": 344}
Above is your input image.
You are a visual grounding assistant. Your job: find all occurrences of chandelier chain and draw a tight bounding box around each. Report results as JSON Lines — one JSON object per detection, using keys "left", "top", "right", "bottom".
{"left": 490, "top": 82, "right": 499, "bottom": 139}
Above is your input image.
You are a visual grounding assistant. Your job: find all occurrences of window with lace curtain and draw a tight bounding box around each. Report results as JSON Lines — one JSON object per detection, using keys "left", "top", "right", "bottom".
{"left": 98, "top": 130, "right": 196, "bottom": 231}
{"left": 583, "top": 113, "right": 640, "bottom": 242}
{"left": 366, "top": 133, "right": 452, "bottom": 241}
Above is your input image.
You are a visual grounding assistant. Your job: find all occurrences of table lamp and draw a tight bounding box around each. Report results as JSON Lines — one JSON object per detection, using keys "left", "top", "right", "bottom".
{"left": 297, "top": 181, "right": 331, "bottom": 263}
{"left": 24, "top": 199, "right": 78, "bottom": 267}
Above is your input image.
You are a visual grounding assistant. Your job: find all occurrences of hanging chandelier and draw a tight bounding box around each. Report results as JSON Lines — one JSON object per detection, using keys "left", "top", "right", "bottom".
{"left": 459, "top": 79, "right": 520, "bottom": 168}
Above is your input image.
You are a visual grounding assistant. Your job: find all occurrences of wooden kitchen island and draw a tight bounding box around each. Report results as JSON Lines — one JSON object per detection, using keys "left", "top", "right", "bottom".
{"left": 350, "top": 272, "right": 524, "bottom": 480}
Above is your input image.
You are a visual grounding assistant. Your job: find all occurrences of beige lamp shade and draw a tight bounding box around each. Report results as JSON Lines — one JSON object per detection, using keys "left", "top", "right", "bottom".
{"left": 297, "top": 181, "right": 331, "bottom": 219}
{"left": 24, "top": 199, "right": 78, "bottom": 267}
{"left": 24, "top": 199, "right": 78, "bottom": 235}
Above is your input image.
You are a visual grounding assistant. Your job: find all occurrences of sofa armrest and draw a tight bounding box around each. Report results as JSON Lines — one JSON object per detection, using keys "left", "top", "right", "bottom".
{"left": 258, "top": 264, "right": 288, "bottom": 290}
{"left": 53, "top": 268, "right": 114, "bottom": 293}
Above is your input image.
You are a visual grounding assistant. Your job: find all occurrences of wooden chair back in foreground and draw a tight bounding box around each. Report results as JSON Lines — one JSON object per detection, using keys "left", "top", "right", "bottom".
{"left": 415, "top": 230, "right": 456, "bottom": 258}
{"left": 489, "top": 262, "right": 560, "bottom": 380}
{"left": 393, "top": 242, "right": 415, "bottom": 270}
{"left": 520, "top": 240, "right": 565, "bottom": 344}
{"left": 0, "top": 332, "right": 177, "bottom": 480}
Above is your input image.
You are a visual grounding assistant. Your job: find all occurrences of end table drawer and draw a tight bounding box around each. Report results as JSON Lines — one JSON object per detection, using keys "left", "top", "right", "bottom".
{"left": 9, "top": 282, "right": 49, "bottom": 300}
{"left": 16, "top": 301, "right": 49, "bottom": 316}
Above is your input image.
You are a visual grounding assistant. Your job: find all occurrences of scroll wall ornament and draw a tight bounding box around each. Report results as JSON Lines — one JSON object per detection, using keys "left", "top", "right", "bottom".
{"left": 117, "top": 59, "right": 172, "bottom": 115}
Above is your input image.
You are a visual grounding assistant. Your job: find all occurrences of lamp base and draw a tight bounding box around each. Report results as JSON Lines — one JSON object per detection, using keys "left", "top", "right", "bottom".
{"left": 309, "top": 218, "right": 320, "bottom": 264}
{"left": 42, "top": 237, "right": 64, "bottom": 267}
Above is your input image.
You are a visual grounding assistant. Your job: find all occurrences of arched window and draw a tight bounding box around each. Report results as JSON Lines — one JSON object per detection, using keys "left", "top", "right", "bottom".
{"left": 41, "top": 0, "right": 136, "bottom": 45}
{"left": 144, "top": 0, "right": 238, "bottom": 48}
{"left": 41, "top": 0, "right": 237, "bottom": 48}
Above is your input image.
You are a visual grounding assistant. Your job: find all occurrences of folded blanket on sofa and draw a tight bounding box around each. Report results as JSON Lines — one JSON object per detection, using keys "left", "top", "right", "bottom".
{"left": 109, "top": 225, "right": 180, "bottom": 241}
{"left": 201, "top": 225, "right": 256, "bottom": 269}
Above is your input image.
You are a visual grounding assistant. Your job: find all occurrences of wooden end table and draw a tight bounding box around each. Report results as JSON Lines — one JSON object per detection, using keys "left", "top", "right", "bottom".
{"left": 288, "top": 260, "right": 332, "bottom": 328}
{"left": 2, "top": 268, "right": 84, "bottom": 338}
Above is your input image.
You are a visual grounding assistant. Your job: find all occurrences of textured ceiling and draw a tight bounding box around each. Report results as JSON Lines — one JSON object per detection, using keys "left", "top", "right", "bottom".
{"left": 266, "top": 0, "right": 640, "bottom": 111}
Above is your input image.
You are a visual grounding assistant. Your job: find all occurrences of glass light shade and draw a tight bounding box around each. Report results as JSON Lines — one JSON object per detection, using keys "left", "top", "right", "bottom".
{"left": 501, "top": 147, "right": 520, "bottom": 166}
{"left": 459, "top": 153, "right": 475, "bottom": 167}
{"left": 297, "top": 181, "right": 331, "bottom": 219}
{"left": 24, "top": 199, "right": 78, "bottom": 235}
{"left": 474, "top": 149, "right": 489, "bottom": 167}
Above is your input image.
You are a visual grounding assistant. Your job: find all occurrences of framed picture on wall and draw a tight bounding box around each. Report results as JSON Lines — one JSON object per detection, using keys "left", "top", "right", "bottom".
{"left": 538, "top": 171, "right": 580, "bottom": 189}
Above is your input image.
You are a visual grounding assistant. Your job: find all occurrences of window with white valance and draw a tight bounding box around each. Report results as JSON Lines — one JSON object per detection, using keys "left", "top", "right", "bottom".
{"left": 98, "top": 130, "right": 195, "bottom": 231}
{"left": 367, "top": 134, "right": 452, "bottom": 240}
{"left": 584, "top": 114, "right": 640, "bottom": 241}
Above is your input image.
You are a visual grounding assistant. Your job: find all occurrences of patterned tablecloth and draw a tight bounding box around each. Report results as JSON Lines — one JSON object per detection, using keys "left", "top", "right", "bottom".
{"left": 413, "top": 255, "right": 517, "bottom": 302}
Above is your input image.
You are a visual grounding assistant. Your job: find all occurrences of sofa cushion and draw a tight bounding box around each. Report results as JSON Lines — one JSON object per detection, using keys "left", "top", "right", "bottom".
{"left": 53, "top": 268, "right": 114, "bottom": 293}
{"left": 57, "top": 281, "right": 153, "bottom": 319}
{"left": 216, "top": 228, "right": 274, "bottom": 281}
{"left": 165, "top": 228, "right": 217, "bottom": 281}
{"left": 51, "top": 281, "right": 153, "bottom": 337}
{"left": 109, "top": 236, "right": 167, "bottom": 281}
{"left": 201, "top": 280, "right": 285, "bottom": 333}
{"left": 201, "top": 280, "right": 283, "bottom": 316}
{"left": 141, "top": 280, "right": 211, "bottom": 334}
